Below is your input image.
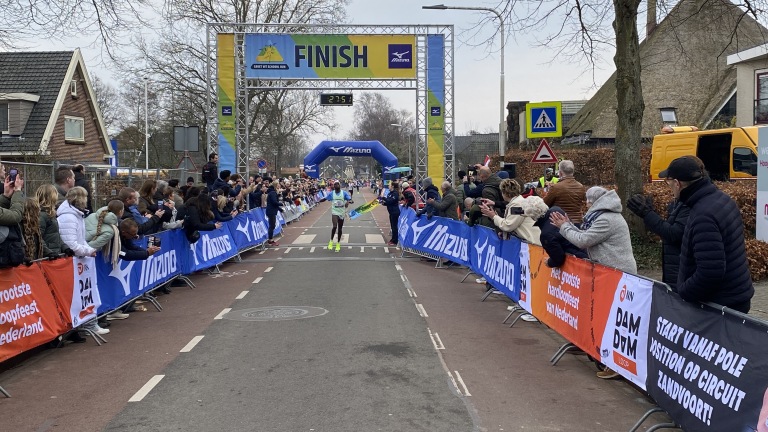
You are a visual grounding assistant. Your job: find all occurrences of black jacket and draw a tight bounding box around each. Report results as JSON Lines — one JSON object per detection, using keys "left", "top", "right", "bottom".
{"left": 265, "top": 187, "right": 282, "bottom": 216}
{"left": 119, "top": 236, "right": 150, "bottom": 261}
{"left": 676, "top": 179, "right": 753, "bottom": 308}
{"left": 74, "top": 171, "right": 92, "bottom": 212}
{"left": 534, "top": 206, "right": 588, "bottom": 267}
{"left": 183, "top": 201, "right": 217, "bottom": 236}
{"left": 383, "top": 190, "right": 401, "bottom": 215}
{"left": 211, "top": 178, "right": 231, "bottom": 196}
{"left": 422, "top": 184, "right": 440, "bottom": 202}
{"left": 642, "top": 201, "right": 690, "bottom": 289}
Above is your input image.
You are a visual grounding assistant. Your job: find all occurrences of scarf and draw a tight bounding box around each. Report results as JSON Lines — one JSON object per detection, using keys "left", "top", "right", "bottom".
{"left": 102, "top": 224, "right": 122, "bottom": 267}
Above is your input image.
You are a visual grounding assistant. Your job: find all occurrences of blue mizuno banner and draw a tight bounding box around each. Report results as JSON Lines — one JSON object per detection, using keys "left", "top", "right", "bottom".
{"left": 96, "top": 229, "right": 184, "bottom": 313}
{"left": 183, "top": 225, "right": 239, "bottom": 274}
{"left": 470, "top": 225, "right": 522, "bottom": 301}
{"left": 227, "top": 210, "right": 269, "bottom": 249}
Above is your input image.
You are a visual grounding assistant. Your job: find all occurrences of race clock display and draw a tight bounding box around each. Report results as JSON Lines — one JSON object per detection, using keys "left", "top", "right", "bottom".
{"left": 320, "top": 93, "right": 353, "bottom": 106}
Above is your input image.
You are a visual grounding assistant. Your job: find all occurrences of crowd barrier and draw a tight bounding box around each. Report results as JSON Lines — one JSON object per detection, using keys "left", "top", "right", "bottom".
{"left": 397, "top": 206, "right": 768, "bottom": 432}
{"left": 0, "top": 197, "right": 323, "bottom": 371}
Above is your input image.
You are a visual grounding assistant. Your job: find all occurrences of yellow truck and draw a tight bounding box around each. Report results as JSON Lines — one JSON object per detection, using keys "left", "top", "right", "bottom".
{"left": 650, "top": 126, "right": 760, "bottom": 181}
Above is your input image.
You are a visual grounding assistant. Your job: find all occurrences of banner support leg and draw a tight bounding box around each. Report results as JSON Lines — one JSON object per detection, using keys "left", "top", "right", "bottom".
{"left": 142, "top": 294, "right": 163, "bottom": 311}
{"left": 550, "top": 342, "right": 580, "bottom": 366}
{"left": 460, "top": 270, "right": 477, "bottom": 283}
{"left": 80, "top": 327, "right": 107, "bottom": 346}
{"left": 480, "top": 284, "right": 499, "bottom": 302}
{"left": 628, "top": 407, "right": 680, "bottom": 432}
{"left": 176, "top": 275, "right": 196, "bottom": 289}
{"left": 502, "top": 305, "right": 522, "bottom": 323}
{"left": 0, "top": 385, "right": 10, "bottom": 398}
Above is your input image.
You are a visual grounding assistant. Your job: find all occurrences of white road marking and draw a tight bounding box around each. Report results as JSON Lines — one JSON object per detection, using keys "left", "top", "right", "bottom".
{"left": 293, "top": 234, "right": 316, "bottom": 244}
{"left": 236, "top": 291, "right": 249, "bottom": 299}
{"left": 214, "top": 308, "right": 231, "bottom": 320}
{"left": 339, "top": 233, "right": 349, "bottom": 243}
{"left": 415, "top": 304, "right": 428, "bottom": 317}
{"left": 365, "top": 234, "right": 385, "bottom": 244}
{"left": 428, "top": 328, "right": 444, "bottom": 350}
{"left": 284, "top": 248, "right": 291, "bottom": 254}
{"left": 360, "top": 247, "right": 365, "bottom": 253}
{"left": 180, "top": 336, "right": 205, "bottom": 353}
{"left": 298, "top": 247, "right": 304, "bottom": 251}
{"left": 129, "top": 375, "right": 165, "bottom": 402}
{"left": 395, "top": 265, "right": 402, "bottom": 271}
{"left": 407, "top": 287, "right": 417, "bottom": 298}
{"left": 264, "top": 267, "right": 273, "bottom": 272}
{"left": 384, "top": 247, "right": 389, "bottom": 253}
{"left": 253, "top": 277, "right": 263, "bottom": 284}
{"left": 310, "top": 247, "right": 315, "bottom": 253}
{"left": 259, "top": 250, "right": 266, "bottom": 255}
{"left": 454, "top": 371, "right": 472, "bottom": 396}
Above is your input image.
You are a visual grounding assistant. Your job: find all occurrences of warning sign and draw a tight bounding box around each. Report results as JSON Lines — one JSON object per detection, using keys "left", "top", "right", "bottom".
{"left": 531, "top": 139, "right": 558, "bottom": 164}
{"left": 526, "top": 101, "right": 562, "bottom": 138}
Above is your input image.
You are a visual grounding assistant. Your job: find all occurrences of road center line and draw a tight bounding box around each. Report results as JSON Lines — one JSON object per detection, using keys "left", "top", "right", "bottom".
{"left": 253, "top": 277, "right": 263, "bottom": 284}
{"left": 236, "top": 291, "right": 249, "bottom": 299}
{"left": 128, "top": 375, "right": 165, "bottom": 402}
{"left": 415, "top": 303, "right": 428, "bottom": 317}
{"left": 180, "top": 336, "right": 205, "bottom": 353}
{"left": 214, "top": 308, "right": 231, "bottom": 320}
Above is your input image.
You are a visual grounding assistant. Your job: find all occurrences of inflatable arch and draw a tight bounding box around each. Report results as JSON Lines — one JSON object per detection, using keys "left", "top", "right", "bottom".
{"left": 303, "top": 140, "right": 397, "bottom": 178}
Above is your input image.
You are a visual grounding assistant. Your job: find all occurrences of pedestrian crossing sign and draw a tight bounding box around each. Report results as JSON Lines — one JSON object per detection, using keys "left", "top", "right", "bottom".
{"left": 526, "top": 101, "right": 562, "bottom": 138}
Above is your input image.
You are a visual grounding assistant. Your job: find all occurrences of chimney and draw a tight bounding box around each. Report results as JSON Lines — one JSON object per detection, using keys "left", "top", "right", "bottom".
{"left": 647, "top": 0, "right": 658, "bottom": 37}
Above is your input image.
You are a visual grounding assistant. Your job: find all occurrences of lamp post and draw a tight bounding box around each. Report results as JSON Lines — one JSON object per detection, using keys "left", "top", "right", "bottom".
{"left": 390, "top": 123, "right": 412, "bottom": 167}
{"left": 143, "top": 77, "right": 149, "bottom": 170}
{"left": 423, "top": 4, "right": 506, "bottom": 156}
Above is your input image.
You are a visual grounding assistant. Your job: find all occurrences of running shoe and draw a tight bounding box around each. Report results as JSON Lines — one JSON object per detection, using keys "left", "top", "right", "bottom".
{"left": 328, "top": 240, "right": 333, "bottom": 250}
{"left": 335, "top": 242, "right": 341, "bottom": 252}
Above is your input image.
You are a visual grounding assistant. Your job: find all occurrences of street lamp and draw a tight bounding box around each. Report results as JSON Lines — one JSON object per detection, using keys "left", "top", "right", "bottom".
{"left": 422, "top": 4, "right": 506, "bottom": 156}
{"left": 390, "top": 123, "right": 413, "bottom": 167}
{"left": 143, "top": 77, "right": 149, "bottom": 170}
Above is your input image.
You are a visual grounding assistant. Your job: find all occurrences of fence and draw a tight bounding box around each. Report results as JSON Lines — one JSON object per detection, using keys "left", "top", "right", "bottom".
{"left": 7, "top": 161, "right": 202, "bottom": 209}
{"left": 0, "top": 193, "right": 324, "bottom": 397}
{"left": 397, "top": 207, "right": 768, "bottom": 432}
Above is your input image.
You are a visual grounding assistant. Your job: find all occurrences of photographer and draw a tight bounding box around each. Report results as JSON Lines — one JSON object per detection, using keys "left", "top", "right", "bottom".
{"left": 479, "top": 179, "right": 541, "bottom": 245}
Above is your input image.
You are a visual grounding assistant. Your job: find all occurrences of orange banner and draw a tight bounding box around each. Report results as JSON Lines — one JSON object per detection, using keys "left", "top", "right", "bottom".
{"left": 40, "top": 258, "right": 75, "bottom": 321}
{"left": 528, "top": 245, "right": 598, "bottom": 358}
{"left": 0, "top": 263, "right": 69, "bottom": 363}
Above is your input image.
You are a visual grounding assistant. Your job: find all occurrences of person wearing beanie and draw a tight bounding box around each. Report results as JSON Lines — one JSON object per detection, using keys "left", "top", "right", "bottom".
{"left": 186, "top": 177, "right": 195, "bottom": 186}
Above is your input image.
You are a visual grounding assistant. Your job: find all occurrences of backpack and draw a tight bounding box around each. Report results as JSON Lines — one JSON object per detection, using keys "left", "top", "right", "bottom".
{"left": 0, "top": 224, "right": 25, "bottom": 268}
{"left": 201, "top": 162, "right": 216, "bottom": 184}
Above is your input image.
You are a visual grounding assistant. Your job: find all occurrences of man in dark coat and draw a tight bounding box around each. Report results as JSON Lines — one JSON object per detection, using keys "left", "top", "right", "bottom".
{"left": 534, "top": 206, "right": 587, "bottom": 267}
{"left": 264, "top": 178, "right": 282, "bottom": 246}
{"left": 477, "top": 166, "right": 503, "bottom": 228}
{"left": 627, "top": 193, "right": 690, "bottom": 290}
{"left": 661, "top": 157, "right": 753, "bottom": 313}
{"left": 72, "top": 164, "right": 93, "bottom": 212}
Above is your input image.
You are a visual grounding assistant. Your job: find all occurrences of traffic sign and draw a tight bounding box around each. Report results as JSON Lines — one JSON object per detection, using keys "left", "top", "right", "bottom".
{"left": 526, "top": 101, "right": 562, "bottom": 138}
{"left": 257, "top": 159, "right": 268, "bottom": 169}
{"left": 531, "top": 139, "right": 558, "bottom": 164}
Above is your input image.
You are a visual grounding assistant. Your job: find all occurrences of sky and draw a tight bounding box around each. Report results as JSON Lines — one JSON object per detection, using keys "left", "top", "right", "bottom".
{"left": 17, "top": 0, "right": 621, "bottom": 143}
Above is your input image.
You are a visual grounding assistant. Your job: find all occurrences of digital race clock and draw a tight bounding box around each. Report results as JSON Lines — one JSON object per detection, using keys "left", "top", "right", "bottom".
{"left": 319, "top": 93, "right": 353, "bottom": 106}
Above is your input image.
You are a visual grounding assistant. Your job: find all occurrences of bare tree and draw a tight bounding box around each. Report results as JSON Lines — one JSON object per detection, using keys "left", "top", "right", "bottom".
{"left": 350, "top": 93, "right": 415, "bottom": 168}
{"left": 0, "top": 0, "right": 150, "bottom": 57}
{"left": 90, "top": 74, "right": 122, "bottom": 134}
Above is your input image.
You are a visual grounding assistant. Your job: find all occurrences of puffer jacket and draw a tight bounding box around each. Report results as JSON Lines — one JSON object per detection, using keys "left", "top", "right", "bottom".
{"left": 85, "top": 206, "right": 120, "bottom": 249}
{"left": 559, "top": 190, "right": 636, "bottom": 273}
{"left": 56, "top": 200, "right": 96, "bottom": 257}
{"left": 0, "top": 192, "right": 23, "bottom": 226}
{"left": 492, "top": 195, "right": 541, "bottom": 245}
{"left": 642, "top": 200, "right": 690, "bottom": 290}
{"left": 534, "top": 206, "right": 588, "bottom": 268}
{"left": 39, "top": 210, "right": 71, "bottom": 255}
{"left": 432, "top": 188, "right": 459, "bottom": 220}
{"left": 676, "top": 178, "right": 753, "bottom": 308}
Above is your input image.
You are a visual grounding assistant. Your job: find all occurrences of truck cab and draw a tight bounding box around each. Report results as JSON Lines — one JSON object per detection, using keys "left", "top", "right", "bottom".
{"left": 650, "top": 126, "right": 759, "bottom": 181}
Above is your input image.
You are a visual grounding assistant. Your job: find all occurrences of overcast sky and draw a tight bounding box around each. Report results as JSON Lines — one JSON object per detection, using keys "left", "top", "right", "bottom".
{"left": 18, "top": 0, "right": 623, "bottom": 143}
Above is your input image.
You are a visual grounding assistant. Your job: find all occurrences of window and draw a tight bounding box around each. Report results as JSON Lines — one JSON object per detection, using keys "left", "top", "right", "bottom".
{"left": 70, "top": 80, "right": 77, "bottom": 97}
{"left": 733, "top": 147, "right": 757, "bottom": 176}
{"left": 756, "top": 72, "right": 768, "bottom": 124}
{"left": 64, "top": 116, "right": 84, "bottom": 141}
{"left": 0, "top": 103, "right": 7, "bottom": 134}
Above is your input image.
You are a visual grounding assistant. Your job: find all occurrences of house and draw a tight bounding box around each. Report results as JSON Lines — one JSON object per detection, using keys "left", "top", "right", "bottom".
{"left": 565, "top": 0, "right": 766, "bottom": 143}
{"left": 727, "top": 44, "right": 768, "bottom": 126}
{"left": 0, "top": 49, "right": 113, "bottom": 163}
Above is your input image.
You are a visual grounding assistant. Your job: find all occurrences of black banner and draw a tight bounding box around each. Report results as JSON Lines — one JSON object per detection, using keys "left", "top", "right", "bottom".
{"left": 648, "top": 290, "right": 768, "bottom": 432}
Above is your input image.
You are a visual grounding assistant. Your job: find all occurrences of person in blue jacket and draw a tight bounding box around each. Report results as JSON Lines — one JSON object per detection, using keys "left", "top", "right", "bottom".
{"left": 380, "top": 181, "right": 401, "bottom": 246}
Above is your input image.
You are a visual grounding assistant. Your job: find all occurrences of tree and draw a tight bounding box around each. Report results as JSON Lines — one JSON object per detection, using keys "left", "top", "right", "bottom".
{"left": 90, "top": 74, "right": 122, "bottom": 134}
{"left": 113, "top": 0, "right": 347, "bottom": 173}
{"left": 350, "top": 93, "right": 415, "bottom": 169}
{"left": 0, "top": 1, "right": 149, "bottom": 57}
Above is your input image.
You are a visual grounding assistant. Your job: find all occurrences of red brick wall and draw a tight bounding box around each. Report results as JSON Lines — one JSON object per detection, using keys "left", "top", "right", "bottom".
{"left": 47, "top": 66, "right": 108, "bottom": 163}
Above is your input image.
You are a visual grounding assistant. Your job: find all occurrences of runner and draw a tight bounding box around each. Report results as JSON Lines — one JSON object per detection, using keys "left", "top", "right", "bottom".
{"left": 319, "top": 181, "right": 353, "bottom": 252}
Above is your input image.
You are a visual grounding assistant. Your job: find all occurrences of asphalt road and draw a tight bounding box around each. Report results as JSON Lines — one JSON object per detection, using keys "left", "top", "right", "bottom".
{"left": 0, "top": 189, "right": 672, "bottom": 432}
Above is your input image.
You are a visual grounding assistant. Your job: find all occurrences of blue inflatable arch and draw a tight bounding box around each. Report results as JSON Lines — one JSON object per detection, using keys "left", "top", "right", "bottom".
{"left": 302, "top": 140, "right": 397, "bottom": 178}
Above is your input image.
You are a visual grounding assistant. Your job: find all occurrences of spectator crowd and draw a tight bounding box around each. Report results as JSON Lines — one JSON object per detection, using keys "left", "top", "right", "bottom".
{"left": 379, "top": 156, "right": 754, "bottom": 381}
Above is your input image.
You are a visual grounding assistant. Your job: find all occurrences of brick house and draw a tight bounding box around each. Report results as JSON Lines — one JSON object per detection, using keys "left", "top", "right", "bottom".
{"left": 0, "top": 49, "right": 113, "bottom": 163}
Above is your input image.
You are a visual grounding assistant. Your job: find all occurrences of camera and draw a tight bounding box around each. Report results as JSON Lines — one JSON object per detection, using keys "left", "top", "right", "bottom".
{"left": 466, "top": 165, "right": 476, "bottom": 177}
{"left": 148, "top": 236, "right": 161, "bottom": 247}
{"left": 8, "top": 168, "right": 18, "bottom": 182}
{"left": 157, "top": 200, "right": 164, "bottom": 207}
{"left": 499, "top": 162, "right": 517, "bottom": 178}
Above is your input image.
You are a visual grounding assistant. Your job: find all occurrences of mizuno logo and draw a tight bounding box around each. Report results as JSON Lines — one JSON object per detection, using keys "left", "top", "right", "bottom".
{"left": 411, "top": 219, "right": 437, "bottom": 243}
{"left": 329, "top": 146, "right": 344, "bottom": 153}
{"left": 392, "top": 51, "right": 409, "bottom": 59}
